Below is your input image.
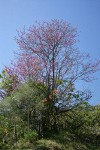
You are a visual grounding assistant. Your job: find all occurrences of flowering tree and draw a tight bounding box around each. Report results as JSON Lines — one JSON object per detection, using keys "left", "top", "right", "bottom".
{"left": 1, "top": 19, "right": 100, "bottom": 137}
{"left": 15, "top": 20, "right": 99, "bottom": 100}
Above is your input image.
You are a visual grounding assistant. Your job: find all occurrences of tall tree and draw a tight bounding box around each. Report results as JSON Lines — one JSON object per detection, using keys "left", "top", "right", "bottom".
{"left": 15, "top": 19, "right": 99, "bottom": 102}
{"left": 3, "top": 19, "right": 100, "bottom": 137}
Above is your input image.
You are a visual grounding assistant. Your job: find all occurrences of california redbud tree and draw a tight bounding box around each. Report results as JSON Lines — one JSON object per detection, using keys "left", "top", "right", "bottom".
{"left": 5, "top": 20, "right": 100, "bottom": 107}
{"left": 2, "top": 19, "right": 100, "bottom": 136}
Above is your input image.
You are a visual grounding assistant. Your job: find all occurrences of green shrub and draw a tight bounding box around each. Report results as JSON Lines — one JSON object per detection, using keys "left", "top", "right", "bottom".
{"left": 24, "top": 130, "right": 38, "bottom": 142}
{"left": 36, "top": 139, "right": 65, "bottom": 150}
{"left": 12, "top": 130, "right": 38, "bottom": 149}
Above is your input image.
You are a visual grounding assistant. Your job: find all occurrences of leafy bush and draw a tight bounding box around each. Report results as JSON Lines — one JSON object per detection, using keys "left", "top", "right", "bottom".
{"left": 24, "top": 130, "right": 38, "bottom": 142}
{"left": 35, "top": 139, "right": 65, "bottom": 150}
{"left": 13, "top": 130, "right": 38, "bottom": 149}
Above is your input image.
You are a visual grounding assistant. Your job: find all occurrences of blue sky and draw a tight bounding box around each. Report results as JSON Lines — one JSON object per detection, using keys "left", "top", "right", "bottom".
{"left": 0, "top": 0, "right": 100, "bottom": 105}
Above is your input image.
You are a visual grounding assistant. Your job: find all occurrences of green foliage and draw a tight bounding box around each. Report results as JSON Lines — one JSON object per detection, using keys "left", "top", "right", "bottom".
{"left": 24, "top": 130, "right": 38, "bottom": 142}
{"left": 0, "top": 70, "right": 18, "bottom": 96}
{"left": 36, "top": 139, "right": 65, "bottom": 150}
{"left": 0, "top": 73, "right": 100, "bottom": 149}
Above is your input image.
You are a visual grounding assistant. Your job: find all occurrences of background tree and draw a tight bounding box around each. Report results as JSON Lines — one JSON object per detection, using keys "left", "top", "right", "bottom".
{"left": 0, "top": 70, "right": 19, "bottom": 98}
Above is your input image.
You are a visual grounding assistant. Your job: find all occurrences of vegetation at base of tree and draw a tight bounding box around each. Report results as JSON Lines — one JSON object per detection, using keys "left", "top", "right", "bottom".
{"left": 0, "top": 20, "right": 100, "bottom": 149}
{"left": 0, "top": 82, "right": 100, "bottom": 150}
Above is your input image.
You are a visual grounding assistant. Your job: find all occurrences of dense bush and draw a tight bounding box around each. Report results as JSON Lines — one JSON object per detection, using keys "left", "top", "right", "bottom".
{"left": 35, "top": 139, "right": 65, "bottom": 150}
